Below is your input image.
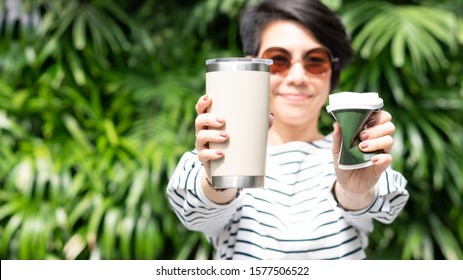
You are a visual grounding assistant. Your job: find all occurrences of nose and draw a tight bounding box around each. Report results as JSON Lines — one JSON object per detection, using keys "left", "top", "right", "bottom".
{"left": 286, "top": 61, "right": 307, "bottom": 85}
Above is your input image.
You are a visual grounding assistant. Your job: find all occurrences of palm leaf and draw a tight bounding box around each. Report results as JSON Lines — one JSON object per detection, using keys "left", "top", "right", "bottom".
{"left": 430, "top": 214, "right": 463, "bottom": 259}
{"left": 101, "top": 207, "right": 121, "bottom": 259}
{"left": 344, "top": 3, "right": 458, "bottom": 72}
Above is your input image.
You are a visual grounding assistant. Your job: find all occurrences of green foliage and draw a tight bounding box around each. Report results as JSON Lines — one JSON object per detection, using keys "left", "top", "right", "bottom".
{"left": 0, "top": 0, "right": 462, "bottom": 260}
{"left": 0, "top": 0, "right": 216, "bottom": 260}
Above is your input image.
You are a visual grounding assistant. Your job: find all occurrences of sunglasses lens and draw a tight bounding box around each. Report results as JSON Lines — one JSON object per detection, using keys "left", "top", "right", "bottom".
{"left": 262, "top": 49, "right": 291, "bottom": 74}
{"left": 304, "top": 49, "right": 332, "bottom": 74}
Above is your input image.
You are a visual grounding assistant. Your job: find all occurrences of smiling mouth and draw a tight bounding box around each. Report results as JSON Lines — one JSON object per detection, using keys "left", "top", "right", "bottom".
{"left": 279, "top": 93, "right": 311, "bottom": 101}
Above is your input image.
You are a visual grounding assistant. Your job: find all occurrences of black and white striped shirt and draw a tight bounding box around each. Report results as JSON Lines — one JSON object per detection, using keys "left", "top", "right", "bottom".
{"left": 167, "top": 135, "right": 409, "bottom": 260}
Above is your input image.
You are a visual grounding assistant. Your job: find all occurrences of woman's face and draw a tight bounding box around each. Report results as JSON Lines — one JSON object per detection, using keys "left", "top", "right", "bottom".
{"left": 258, "top": 20, "right": 332, "bottom": 128}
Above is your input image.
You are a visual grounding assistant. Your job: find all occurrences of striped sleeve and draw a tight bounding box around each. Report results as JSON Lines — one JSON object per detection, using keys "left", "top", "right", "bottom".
{"left": 166, "top": 150, "right": 242, "bottom": 238}
{"left": 328, "top": 167, "right": 409, "bottom": 233}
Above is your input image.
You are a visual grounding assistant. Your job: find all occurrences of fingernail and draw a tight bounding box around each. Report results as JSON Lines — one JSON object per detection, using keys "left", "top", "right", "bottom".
{"left": 203, "top": 95, "right": 208, "bottom": 101}
{"left": 360, "top": 142, "right": 369, "bottom": 149}
{"left": 372, "top": 156, "right": 379, "bottom": 163}
{"left": 219, "top": 131, "right": 228, "bottom": 137}
{"left": 366, "top": 119, "right": 376, "bottom": 128}
{"left": 360, "top": 132, "right": 368, "bottom": 141}
{"left": 216, "top": 116, "right": 224, "bottom": 123}
{"left": 216, "top": 150, "right": 223, "bottom": 155}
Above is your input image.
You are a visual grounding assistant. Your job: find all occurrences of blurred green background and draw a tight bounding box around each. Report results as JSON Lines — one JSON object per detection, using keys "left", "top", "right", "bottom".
{"left": 0, "top": 0, "right": 462, "bottom": 260}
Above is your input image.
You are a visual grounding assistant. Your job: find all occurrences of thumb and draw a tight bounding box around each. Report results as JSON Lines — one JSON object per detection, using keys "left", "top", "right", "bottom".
{"left": 332, "top": 122, "right": 342, "bottom": 163}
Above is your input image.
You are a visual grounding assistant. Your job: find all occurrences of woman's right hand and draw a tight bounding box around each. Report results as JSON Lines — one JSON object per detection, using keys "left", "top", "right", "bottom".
{"left": 194, "top": 94, "right": 229, "bottom": 178}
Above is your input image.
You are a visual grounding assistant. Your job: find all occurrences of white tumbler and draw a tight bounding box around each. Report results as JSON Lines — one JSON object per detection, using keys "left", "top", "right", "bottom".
{"left": 205, "top": 58, "right": 272, "bottom": 189}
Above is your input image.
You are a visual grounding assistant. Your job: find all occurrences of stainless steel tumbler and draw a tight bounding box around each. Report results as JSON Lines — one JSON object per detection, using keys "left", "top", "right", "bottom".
{"left": 206, "top": 58, "right": 272, "bottom": 189}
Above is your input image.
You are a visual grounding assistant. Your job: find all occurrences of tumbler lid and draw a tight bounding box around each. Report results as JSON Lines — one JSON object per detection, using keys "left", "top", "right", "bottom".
{"left": 206, "top": 58, "right": 272, "bottom": 72}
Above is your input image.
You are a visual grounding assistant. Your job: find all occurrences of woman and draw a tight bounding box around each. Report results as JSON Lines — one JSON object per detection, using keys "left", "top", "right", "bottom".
{"left": 167, "top": 0, "right": 408, "bottom": 260}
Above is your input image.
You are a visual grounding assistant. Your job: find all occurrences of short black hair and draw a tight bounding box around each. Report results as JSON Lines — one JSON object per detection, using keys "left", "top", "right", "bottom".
{"left": 239, "top": 0, "right": 354, "bottom": 91}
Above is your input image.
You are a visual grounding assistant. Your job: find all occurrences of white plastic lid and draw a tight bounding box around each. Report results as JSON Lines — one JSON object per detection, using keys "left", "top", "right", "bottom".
{"left": 326, "top": 92, "right": 383, "bottom": 112}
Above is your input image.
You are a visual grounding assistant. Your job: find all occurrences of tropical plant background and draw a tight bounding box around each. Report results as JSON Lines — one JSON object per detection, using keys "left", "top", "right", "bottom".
{"left": 0, "top": 0, "right": 461, "bottom": 260}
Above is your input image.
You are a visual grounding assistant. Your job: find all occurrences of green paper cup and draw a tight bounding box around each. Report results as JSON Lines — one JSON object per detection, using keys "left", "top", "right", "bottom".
{"left": 326, "top": 92, "right": 384, "bottom": 170}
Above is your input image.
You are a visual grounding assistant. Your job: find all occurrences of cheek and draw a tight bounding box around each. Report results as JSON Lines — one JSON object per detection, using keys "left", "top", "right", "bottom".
{"left": 323, "top": 72, "right": 333, "bottom": 92}
{"left": 269, "top": 76, "right": 282, "bottom": 95}
{"left": 268, "top": 77, "right": 280, "bottom": 111}
{"left": 312, "top": 73, "right": 332, "bottom": 97}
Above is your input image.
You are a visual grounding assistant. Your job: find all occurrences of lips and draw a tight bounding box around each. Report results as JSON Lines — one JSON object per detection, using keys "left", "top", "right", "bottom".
{"left": 278, "top": 93, "right": 311, "bottom": 101}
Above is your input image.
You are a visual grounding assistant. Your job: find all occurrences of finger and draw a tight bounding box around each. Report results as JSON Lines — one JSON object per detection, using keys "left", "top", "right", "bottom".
{"left": 197, "top": 149, "right": 224, "bottom": 166}
{"left": 195, "top": 113, "right": 226, "bottom": 135}
{"left": 196, "top": 129, "right": 229, "bottom": 150}
{"left": 371, "top": 153, "right": 393, "bottom": 172}
{"left": 360, "top": 121, "right": 395, "bottom": 141}
{"left": 195, "top": 95, "right": 211, "bottom": 114}
{"left": 359, "top": 135, "right": 394, "bottom": 153}
{"left": 368, "top": 110, "right": 392, "bottom": 126}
